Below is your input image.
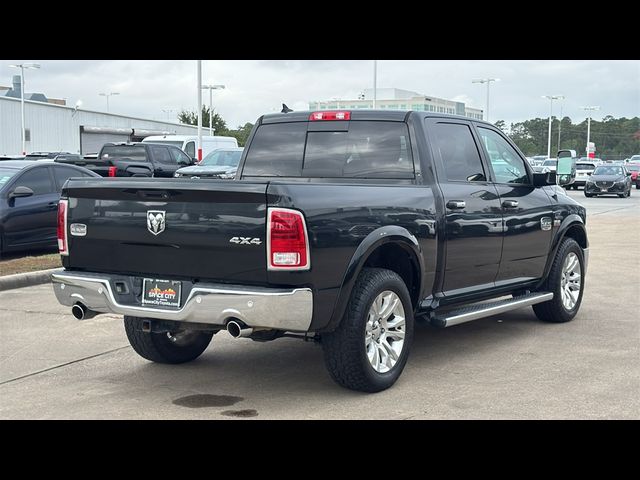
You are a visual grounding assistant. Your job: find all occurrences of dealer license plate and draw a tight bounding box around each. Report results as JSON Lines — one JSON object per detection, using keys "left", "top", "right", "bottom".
{"left": 142, "top": 278, "right": 182, "bottom": 308}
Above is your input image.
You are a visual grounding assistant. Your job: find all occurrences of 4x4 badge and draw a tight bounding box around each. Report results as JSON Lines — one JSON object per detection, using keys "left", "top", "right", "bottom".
{"left": 540, "top": 217, "right": 552, "bottom": 231}
{"left": 147, "top": 210, "right": 166, "bottom": 235}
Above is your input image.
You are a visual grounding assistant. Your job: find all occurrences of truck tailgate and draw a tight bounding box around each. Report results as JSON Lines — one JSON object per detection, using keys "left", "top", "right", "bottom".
{"left": 63, "top": 179, "right": 268, "bottom": 284}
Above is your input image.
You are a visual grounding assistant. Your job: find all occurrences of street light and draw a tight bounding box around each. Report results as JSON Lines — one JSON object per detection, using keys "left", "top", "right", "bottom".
{"left": 161, "top": 109, "right": 175, "bottom": 122}
{"left": 472, "top": 78, "right": 499, "bottom": 122}
{"left": 9, "top": 62, "right": 41, "bottom": 155}
{"left": 202, "top": 84, "right": 225, "bottom": 136}
{"left": 542, "top": 95, "right": 565, "bottom": 159}
{"left": 581, "top": 106, "right": 600, "bottom": 157}
{"left": 98, "top": 92, "right": 119, "bottom": 112}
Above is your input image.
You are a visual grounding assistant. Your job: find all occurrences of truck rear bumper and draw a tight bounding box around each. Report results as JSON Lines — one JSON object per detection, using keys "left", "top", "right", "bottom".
{"left": 51, "top": 270, "right": 313, "bottom": 332}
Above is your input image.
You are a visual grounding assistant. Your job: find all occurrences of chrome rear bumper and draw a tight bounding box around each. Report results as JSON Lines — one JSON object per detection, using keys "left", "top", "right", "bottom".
{"left": 51, "top": 270, "right": 313, "bottom": 332}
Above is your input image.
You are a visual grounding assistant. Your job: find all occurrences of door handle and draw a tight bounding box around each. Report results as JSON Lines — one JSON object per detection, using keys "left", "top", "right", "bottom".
{"left": 502, "top": 200, "right": 519, "bottom": 209}
{"left": 446, "top": 200, "right": 466, "bottom": 210}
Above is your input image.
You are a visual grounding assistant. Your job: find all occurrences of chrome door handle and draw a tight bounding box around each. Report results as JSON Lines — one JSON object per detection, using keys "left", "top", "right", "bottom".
{"left": 502, "top": 200, "right": 519, "bottom": 209}
{"left": 446, "top": 200, "right": 466, "bottom": 210}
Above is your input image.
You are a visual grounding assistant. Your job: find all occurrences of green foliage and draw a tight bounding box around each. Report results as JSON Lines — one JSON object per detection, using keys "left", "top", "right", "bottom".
{"left": 178, "top": 107, "right": 254, "bottom": 146}
{"left": 503, "top": 116, "right": 640, "bottom": 160}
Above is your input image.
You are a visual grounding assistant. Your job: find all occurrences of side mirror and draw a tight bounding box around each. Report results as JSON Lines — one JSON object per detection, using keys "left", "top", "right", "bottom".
{"left": 533, "top": 172, "right": 557, "bottom": 187}
{"left": 626, "top": 171, "right": 632, "bottom": 176}
{"left": 556, "top": 151, "right": 576, "bottom": 186}
{"left": 9, "top": 186, "right": 34, "bottom": 198}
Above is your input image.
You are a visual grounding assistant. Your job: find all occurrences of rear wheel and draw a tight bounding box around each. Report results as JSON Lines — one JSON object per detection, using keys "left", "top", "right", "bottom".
{"left": 124, "top": 316, "right": 214, "bottom": 364}
{"left": 322, "top": 268, "right": 414, "bottom": 393}
{"left": 584, "top": 191, "right": 593, "bottom": 198}
{"left": 533, "top": 238, "right": 584, "bottom": 323}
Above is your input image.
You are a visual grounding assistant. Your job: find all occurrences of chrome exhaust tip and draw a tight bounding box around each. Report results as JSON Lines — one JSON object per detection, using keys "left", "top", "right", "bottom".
{"left": 227, "top": 320, "right": 253, "bottom": 338}
{"left": 71, "top": 302, "right": 97, "bottom": 320}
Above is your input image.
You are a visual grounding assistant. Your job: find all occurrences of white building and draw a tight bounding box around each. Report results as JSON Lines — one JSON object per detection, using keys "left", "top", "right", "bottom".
{"left": 311, "top": 88, "right": 484, "bottom": 120}
{"left": 0, "top": 96, "right": 201, "bottom": 155}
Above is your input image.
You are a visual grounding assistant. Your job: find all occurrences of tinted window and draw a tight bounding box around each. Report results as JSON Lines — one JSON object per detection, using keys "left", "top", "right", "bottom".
{"left": 243, "top": 121, "right": 413, "bottom": 178}
{"left": 184, "top": 142, "right": 196, "bottom": 158}
{"left": 243, "top": 123, "right": 307, "bottom": 176}
{"left": 478, "top": 127, "right": 529, "bottom": 184}
{"left": 150, "top": 146, "right": 175, "bottom": 165}
{"left": 170, "top": 148, "right": 192, "bottom": 165}
{"left": 101, "top": 146, "right": 147, "bottom": 161}
{"left": 543, "top": 160, "right": 557, "bottom": 166}
{"left": 53, "top": 166, "right": 92, "bottom": 189}
{"left": 624, "top": 164, "right": 639, "bottom": 172}
{"left": 15, "top": 167, "right": 54, "bottom": 195}
{"left": 305, "top": 122, "right": 414, "bottom": 178}
{"left": 0, "top": 168, "right": 20, "bottom": 187}
{"left": 576, "top": 163, "right": 596, "bottom": 171}
{"left": 431, "top": 123, "right": 486, "bottom": 182}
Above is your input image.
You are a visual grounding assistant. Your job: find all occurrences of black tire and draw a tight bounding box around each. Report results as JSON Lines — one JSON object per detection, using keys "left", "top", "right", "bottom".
{"left": 321, "top": 268, "right": 414, "bottom": 393}
{"left": 618, "top": 193, "right": 625, "bottom": 198}
{"left": 533, "top": 238, "right": 585, "bottom": 323}
{"left": 584, "top": 191, "right": 593, "bottom": 198}
{"left": 124, "top": 316, "right": 214, "bottom": 364}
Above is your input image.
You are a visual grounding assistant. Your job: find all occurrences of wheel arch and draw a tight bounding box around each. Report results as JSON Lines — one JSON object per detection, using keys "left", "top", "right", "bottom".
{"left": 324, "top": 226, "right": 424, "bottom": 332}
{"left": 537, "top": 215, "right": 588, "bottom": 289}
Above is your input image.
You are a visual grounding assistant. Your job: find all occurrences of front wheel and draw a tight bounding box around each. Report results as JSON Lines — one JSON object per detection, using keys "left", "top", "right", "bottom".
{"left": 124, "top": 316, "right": 214, "bottom": 364}
{"left": 322, "top": 268, "right": 414, "bottom": 393}
{"left": 533, "top": 238, "right": 585, "bottom": 323}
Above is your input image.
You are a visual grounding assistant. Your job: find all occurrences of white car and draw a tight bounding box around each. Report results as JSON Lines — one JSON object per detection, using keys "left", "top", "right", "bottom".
{"left": 541, "top": 159, "right": 557, "bottom": 172}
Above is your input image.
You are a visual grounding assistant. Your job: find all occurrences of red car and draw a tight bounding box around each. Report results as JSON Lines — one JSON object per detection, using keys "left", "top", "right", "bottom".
{"left": 626, "top": 163, "right": 640, "bottom": 189}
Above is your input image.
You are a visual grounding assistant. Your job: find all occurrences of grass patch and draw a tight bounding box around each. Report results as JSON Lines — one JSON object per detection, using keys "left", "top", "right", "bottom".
{"left": 0, "top": 252, "right": 61, "bottom": 276}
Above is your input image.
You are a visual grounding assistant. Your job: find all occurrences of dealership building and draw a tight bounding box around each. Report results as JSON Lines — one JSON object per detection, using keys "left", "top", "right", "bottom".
{"left": 0, "top": 79, "right": 199, "bottom": 155}
{"left": 310, "top": 88, "right": 484, "bottom": 120}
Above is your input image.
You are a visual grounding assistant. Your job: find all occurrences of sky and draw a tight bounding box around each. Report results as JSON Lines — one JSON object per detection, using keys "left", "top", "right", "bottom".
{"left": 1, "top": 60, "right": 638, "bottom": 128}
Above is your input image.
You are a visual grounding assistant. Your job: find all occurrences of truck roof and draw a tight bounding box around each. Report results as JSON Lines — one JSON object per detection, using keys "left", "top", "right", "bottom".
{"left": 260, "top": 110, "right": 494, "bottom": 126}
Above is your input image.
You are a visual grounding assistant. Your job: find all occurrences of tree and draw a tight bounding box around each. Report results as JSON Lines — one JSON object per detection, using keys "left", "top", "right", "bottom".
{"left": 494, "top": 120, "right": 507, "bottom": 133}
{"left": 178, "top": 108, "right": 254, "bottom": 146}
{"left": 178, "top": 106, "right": 227, "bottom": 134}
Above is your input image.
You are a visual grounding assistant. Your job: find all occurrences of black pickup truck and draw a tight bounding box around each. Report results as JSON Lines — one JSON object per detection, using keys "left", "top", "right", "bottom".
{"left": 51, "top": 110, "right": 588, "bottom": 392}
{"left": 56, "top": 143, "right": 193, "bottom": 178}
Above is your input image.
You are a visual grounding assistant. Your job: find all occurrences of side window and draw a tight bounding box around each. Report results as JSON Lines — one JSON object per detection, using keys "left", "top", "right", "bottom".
{"left": 478, "top": 127, "right": 529, "bottom": 184}
{"left": 184, "top": 142, "right": 195, "bottom": 158}
{"left": 170, "top": 148, "right": 192, "bottom": 165}
{"left": 150, "top": 146, "right": 175, "bottom": 165}
{"left": 431, "top": 123, "right": 486, "bottom": 182}
{"left": 53, "top": 166, "right": 85, "bottom": 190}
{"left": 14, "top": 168, "right": 55, "bottom": 195}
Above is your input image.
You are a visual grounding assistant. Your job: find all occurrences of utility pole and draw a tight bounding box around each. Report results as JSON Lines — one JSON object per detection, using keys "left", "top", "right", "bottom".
{"left": 472, "top": 78, "right": 499, "bottom": 122}
{"left": 197, "top": 61, "right": 202, "bottom": 161}
{"left": 542, "top": 95, "right": 564, "bottom": 158}
{"left": 373, "top": 60, "right": 377, "bottom": 109}
{"left": 581, "top": 106, "right": 600, "bottom": 158}
{"left": 557, "top": 100, "right": 564, "bottom": 150}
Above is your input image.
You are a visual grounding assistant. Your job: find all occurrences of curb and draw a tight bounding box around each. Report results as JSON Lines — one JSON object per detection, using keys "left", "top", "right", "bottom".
{"left": 0, "top": 268, "right": 61, "bottom": 292}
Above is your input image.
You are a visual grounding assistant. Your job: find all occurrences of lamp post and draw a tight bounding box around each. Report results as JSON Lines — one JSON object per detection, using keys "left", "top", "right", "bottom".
{"left": 202, "top": 84, "right": 225, "bottom": 136}
{"left": 557, "top": 99, "right": 565, "bottom": 150}
{"left": 472, "top": 78, "right": 499, "bottom": 122}
{"left": 197, "top": 61, "right": 202, "bottom": 161}
{"left": 373, "top": 60, "right": 377, "bottom": 109}
{"left": 581, "top": 106, "right": 600, "bottom": 157}
{"left": 161, "top": 109, "right": 175, "bottom": 122}
{"left": 542, "top": 95, "right": 565, "bottom": 159}
{"left": 98, "top": 92, "right": 119, "bottom": 112}
{"left": 9, "top": 63, "right": 41, "bottom": 155}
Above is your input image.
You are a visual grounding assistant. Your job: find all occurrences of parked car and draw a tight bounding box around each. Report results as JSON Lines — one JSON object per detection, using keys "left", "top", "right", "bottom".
{"left": 531, "top": 165, "right": 551, "bottom": 173}
{"left": 624, "top": 163, "right": 640, "bottom": 189}
{"left": 142, "top": 135, "right": 238, "bottom": 162}
{"left": 584, "top": 165, "right": 632, "bottom": 198}
{"left": 626, "top": 155, "right": 640, "bottom": 164}
{"left": 51, "top": 110, "right": 587, "bottom": 393}
{"left": 541, "top": 159, "right": 557, "bottom": 172}
{"left": 0, "top": 161, "right": 99, "bottom": 256}
{"left": 573, "top": 161, "right": 599, "bottom": 189}
{"left": 56, "top": 142, "right": 193, "bottom": 178}
{"left": 174, "top": 147, "right": 243, "bottom": 179}
{"left": 24, "top": 151, "right": 74, "bottom": 161}
{"left": 0, "top": 155, "right": 25, "bottom": 161}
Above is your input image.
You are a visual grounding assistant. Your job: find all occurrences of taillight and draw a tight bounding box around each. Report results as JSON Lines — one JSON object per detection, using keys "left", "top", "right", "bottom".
{"left": 108, "top": 166, "right": 117, "bottom": 177}
{"left": 267, "top": 208, "right": 310, "bottom": 270}
{"left": 309, "top": 111, "right": 351, "bottom": 121}
{"left": 57, "top": 199, "right": 69, "bottom": 256}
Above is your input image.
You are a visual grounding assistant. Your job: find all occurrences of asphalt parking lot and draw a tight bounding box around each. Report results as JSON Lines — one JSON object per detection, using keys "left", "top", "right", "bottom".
{"left": 1, "top": 189, "right": 638, "bottom": 419}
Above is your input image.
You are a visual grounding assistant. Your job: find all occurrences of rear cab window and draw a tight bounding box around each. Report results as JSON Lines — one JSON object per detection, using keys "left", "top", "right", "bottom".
{"left": 242, "top": 121, "right": 414, "bottom": 179}
{"left": 100, "top": 145, "right": 148, "bottom": 162}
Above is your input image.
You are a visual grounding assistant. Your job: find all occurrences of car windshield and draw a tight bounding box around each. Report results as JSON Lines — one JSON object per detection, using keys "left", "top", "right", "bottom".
{"left": 593, "top": 166, "right": 623, "bottom": 176}
{"left": 576, "top": 163, "right": 595, "bottom": 170}
{"left": 0, "top": 168, "right": 19, "bottom": 186}
{"left": 101, "top": 146, "right": 147, "bottom": 161}
{"left": 543, "top": 160, "right": 557, "bottom": 166}
{"left": 625, "top": 164, "right": 639, "bottom": 172}
{"left": 201, "top": 150, "right": 242, "bottom": 167}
